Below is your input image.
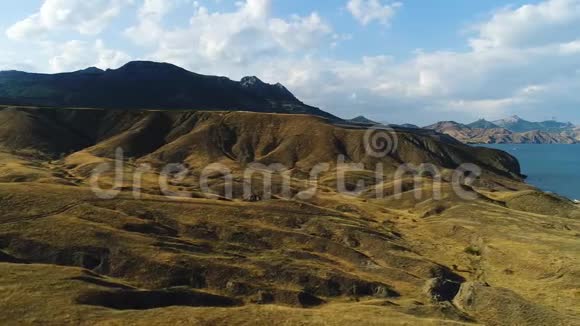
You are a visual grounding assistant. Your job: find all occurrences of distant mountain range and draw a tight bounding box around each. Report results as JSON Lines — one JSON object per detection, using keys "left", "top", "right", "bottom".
{"left": 0, "top": 61, "right": 338, "bottom": 121}
{"left": 468, "top": 119, "right": 500, "bottom": 129}
{"left": 425, "top": 117, "right": 580, "bottom": 144}
{"left": 348, "top": 115, "right": 379, "bottom": 125}
{"left": 345, "top": 115, "right": 578, "bottom": 144}
{"left": 492, "top": 115, "right": 575, "bottom": 133}
{"left": 346, "top": 116, "right": 421, "bottom": 130}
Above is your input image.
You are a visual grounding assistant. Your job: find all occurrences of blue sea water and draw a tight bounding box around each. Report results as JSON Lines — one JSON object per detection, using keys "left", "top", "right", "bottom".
{"left": 479, "top": 144, "right": 580, "bottom": 200}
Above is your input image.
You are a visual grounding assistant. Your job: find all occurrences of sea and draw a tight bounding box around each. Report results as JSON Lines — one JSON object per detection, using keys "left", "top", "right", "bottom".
{"left": 478, "top": 144, "right": 580, "bottom": 200}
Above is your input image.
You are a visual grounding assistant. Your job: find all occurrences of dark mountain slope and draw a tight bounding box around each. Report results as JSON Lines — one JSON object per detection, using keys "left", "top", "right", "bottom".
{"left": 0, "top": 61, "right": 338, "bottom": 120}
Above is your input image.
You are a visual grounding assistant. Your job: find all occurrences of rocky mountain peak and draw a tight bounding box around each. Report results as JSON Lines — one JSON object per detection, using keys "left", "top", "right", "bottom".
{"left": 240, "top": 76, "right": 265, "bottom": 87}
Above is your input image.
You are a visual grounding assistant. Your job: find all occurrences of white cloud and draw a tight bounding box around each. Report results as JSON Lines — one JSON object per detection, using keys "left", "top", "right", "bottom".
{"left": 560, "top": 39, "right": 580, "bottom": 54}
{"left": 48, "top": 39, "right": 130, "bottom": 72}
{"left": 126, "top": 0, "right": 333, "bottom": 69}
{"left": 285, "top": 0, "right": 580, "bottom": 123}
{"left": 346, "top": 0, "right": 401, "bottom": 26}
{"left": 444, "top": 98, "right": 527, "bottom": 117}
{"left": 0, "top": 48, "right": 39, "bottom": 72}
{"left": 124, "top": 0, "right": 184, "bottom": 46}
{"left": 6, "top": 0, "right": 132, "bottom": 40}
{"left": 139, "top": 0, "right": 176, "bottom": 18}
{"left": 94, "top": 39, "right": 132, "bottom": 70}
{"left": 470, "top": 0, "right": 580, "bottom": 50}
{"left": 269, "top": 13, "right": 332, "bottom": 51}
{"left": 6, "top": 14, "right": 48, "bottom": 40}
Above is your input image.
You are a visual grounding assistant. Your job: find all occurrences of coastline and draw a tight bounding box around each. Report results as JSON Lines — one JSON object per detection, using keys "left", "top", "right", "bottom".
{"left": 479, "top": 143, "right": 580, "bottom": 201}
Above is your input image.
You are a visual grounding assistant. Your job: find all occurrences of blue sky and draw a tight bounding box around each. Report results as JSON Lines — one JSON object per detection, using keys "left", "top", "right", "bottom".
{"left": 2, "top": 0, "right": 580, "bottom": 125}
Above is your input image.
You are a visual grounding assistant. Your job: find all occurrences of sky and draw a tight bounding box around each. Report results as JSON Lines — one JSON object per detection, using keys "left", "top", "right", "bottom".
{"left": 1, "top": 0, "right": 580, "bottom": 125}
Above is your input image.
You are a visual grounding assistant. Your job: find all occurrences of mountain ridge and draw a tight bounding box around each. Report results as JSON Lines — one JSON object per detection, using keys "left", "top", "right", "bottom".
{"left": 426, "top": 116, "right": 580, "bottom": 144}
{"left": 492, "top": 115, "right": 575, "bottom": 133}
{"left": 0, "top": 61, "right": 339, "bottom": 121}
{"left": 468, "top": 119, "right": 500, "bottom": 129}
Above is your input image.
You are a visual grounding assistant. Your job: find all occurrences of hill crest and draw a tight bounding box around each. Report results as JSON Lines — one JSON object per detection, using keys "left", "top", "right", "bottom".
{"left": 0, "top": 61, "right": 338, "bottom": 121}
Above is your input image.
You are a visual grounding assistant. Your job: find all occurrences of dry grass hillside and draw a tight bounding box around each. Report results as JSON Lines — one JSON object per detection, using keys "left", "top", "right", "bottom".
{"left": 0, "top": 106, "right": 578, "bottom": 325}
